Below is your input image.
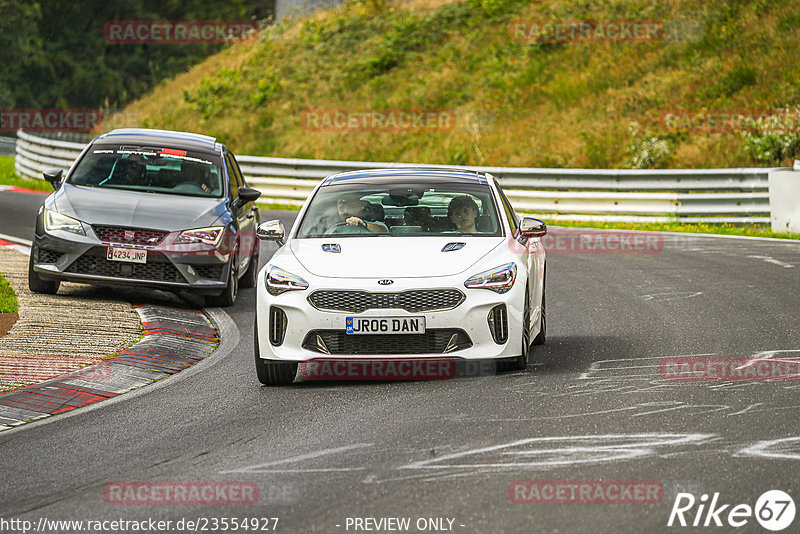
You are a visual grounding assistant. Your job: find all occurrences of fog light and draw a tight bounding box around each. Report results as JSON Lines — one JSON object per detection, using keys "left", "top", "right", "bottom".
{"left": 269, "top": 306, "right": 287, "bottom": 346}
{"left": 487, "top": 304, "right": 508, "bottom": 344}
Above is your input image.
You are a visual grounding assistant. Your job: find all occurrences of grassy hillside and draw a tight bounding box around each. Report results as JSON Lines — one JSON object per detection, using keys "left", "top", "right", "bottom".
{"left": 101, "top": 0, "right": 800, "bottom": 168}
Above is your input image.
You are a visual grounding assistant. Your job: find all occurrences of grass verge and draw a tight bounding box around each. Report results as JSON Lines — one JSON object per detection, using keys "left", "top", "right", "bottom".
{"left": 0, "top": 156, "right": 52, "bottom": 192}
{"left": 0, "top": 272, "right": 19, "bottom": 314}
{"left": 257, "top": 201, "right": 303, "bottom": 212}
{"left": 543, "top": 219, "right": 800, "bottom": 240}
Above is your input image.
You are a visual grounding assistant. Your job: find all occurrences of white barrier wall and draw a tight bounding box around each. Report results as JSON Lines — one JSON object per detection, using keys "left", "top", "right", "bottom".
{"left": 768, "top": 171, "right": 800, "bottom": 233}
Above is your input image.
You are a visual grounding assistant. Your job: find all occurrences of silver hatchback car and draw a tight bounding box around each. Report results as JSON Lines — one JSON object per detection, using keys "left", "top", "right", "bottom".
{"left": 29, "top": 128, "right": 261, "bottom": 306}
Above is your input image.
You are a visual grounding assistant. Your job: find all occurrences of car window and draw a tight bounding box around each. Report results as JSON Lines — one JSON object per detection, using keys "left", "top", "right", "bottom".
{"left": 225, "top": 152, "right": 240, "bottom": 199}
{"left": 495, "top": 179, "right": 519, "bottom": 233}
{"left": 228, "top": 151, "right": 248, "bottom": 187}
{"left": 67, "top": 145, "right": 223, "bottom": 198}
{"left": 296, "top": 181, "right": 503, "bottom": 238}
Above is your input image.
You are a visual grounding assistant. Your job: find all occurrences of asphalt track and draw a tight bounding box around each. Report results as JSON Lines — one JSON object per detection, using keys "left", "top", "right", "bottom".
{"left": 1, "top": 190, "right": 800, "bottom": 533}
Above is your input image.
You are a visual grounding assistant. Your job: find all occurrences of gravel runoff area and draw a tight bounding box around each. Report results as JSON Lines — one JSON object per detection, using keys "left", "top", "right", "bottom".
{"left": 0, "top": 246, "right": 142, "bottom": 393}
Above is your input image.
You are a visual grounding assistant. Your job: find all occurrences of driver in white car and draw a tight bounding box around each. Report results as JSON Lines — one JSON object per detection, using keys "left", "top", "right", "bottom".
{"left": 336, "top": 195, "right": 389, "bottom": 233}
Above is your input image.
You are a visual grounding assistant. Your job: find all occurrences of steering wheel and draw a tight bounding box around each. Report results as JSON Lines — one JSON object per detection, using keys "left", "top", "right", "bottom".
{"left": 326, "top": 221, "right": 372, "bottom": 234}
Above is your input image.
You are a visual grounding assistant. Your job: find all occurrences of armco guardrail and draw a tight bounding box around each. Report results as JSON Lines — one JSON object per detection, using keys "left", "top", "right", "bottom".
{"left": 0, "top": 137, "right": 16, "bottom": 156}
{"left": 14, "top": 129, "right": 784, "bottom": 223}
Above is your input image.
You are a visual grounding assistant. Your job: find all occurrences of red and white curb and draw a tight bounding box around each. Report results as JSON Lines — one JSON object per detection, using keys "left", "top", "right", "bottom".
{"left": 0, "top": 232, "right": 31, "bottom": 255}
{"left": 0, "top": 185, "right": 48, "bottom": 195}
{"left": 0, "top": 306, "right": 219, "bottom": 429}
{"left": 0, "top": 233, "right": 220, "bottom": 431}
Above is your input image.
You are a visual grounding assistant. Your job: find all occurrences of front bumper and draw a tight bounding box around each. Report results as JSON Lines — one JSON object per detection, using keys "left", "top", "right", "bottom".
{"left": 255, "top": 270, "right": 534, "bottom": 362}
{"left": 32, "top": 224, "right": 231, "bottom": 294}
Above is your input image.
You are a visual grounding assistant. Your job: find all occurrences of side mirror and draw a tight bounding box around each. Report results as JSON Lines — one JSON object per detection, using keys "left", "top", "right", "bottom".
{"left": 519, "top": 217, "right": 547, "bottom": 238}
{"left": 257, "top": 220, "right": 285, "bottom": 246}
{"left": 43, "top": 169, "right": 64, "bottom": 191}
{"left": 233, "top": 186, "right": 261, "bottom": 208}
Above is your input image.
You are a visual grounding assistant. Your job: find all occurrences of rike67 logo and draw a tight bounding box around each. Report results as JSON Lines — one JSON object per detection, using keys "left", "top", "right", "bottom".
{"left": 668, "top": 490, "right": 795, "bottom": 531}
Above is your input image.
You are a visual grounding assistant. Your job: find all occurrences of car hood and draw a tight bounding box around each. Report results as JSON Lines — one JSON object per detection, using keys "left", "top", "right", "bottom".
{"left": 54, "top": 184, "right": 226, "bottom": 231}
{"left": 290, "top": 236, "right": 506, "bottom": 278}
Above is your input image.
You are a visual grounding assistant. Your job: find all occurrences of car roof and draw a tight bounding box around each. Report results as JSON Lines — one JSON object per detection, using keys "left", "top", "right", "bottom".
{"left": 92, "top": 128, "right": 220, "bottom": 155}
{"left": 322, "top": 168, "right": 490, "bottom": 186}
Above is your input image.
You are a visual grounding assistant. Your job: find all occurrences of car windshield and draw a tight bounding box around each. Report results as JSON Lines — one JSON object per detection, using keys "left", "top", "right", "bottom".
{"left": 296, "top": 181, "right": 503, "bottom": 238}
{"left": 67, "top": 144, "right": 224, "bottom": 198}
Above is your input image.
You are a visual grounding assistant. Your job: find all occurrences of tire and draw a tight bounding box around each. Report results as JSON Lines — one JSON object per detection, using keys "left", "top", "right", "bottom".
{"left": 498, "top": 287, "right": 530, "bottom": 372}
{"left": 28, "top": 249, "right": 60, "bottom": 294}
{"left": 206, "top": 261, "right": 238, "bottom": 307}
{"left": 533, "top": 275, "right": 546, "bottom": 346}
{"left": 254, "top": 321, "right": 297, "bottom": 386}
{"left": 239, "top": 244, "right": 259, "bottom": 289}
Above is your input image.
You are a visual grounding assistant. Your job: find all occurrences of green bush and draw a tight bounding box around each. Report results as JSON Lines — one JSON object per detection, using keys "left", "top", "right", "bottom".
{"left": 183, "top": 69, "right": 241, "bottom": 120}
{"left": 624, "top": 123, "right": 672, "bottom": 169}
{"left": 742, "top": 111, "right": 800, "bottom": 164}
{"left": 251, "top": 70, "right": 282, "bottom": 107}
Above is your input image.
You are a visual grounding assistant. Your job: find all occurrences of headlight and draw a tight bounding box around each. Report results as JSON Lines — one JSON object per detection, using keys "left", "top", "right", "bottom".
{"left": 464, "top": 262, "right": 517, "bottom": 294}
{"left": 44, "top": 209, "right": 85, "bottom": 236}
{"left": 173, "top": 226, "right": 224, "bottom": 246}
{"left": 265, "top": 266, "right": 309, "bottom": 296}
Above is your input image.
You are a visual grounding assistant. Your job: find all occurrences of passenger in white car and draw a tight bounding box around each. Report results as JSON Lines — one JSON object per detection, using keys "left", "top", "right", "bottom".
{"left": 447, "top": 195, "right": 480, "bottom": 233}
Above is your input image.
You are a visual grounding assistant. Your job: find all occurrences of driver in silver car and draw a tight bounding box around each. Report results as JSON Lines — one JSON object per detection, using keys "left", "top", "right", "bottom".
{"left": 184, "top": 162, "right": 213, "bottom": 193}
{"left": 112, "top": 158, "right": 144, "bottom": 186}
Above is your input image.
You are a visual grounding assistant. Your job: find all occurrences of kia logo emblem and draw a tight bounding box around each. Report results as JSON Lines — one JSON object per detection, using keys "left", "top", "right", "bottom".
{"left": 378, "top": 279, "right": 394, "bottom": 285}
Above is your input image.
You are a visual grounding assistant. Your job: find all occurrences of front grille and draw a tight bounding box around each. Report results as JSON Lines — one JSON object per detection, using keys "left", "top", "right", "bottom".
{"left": 92, "top": 225, "right": 169, "bottom": 247}
{"left": 302, "top": 329, "right": 472, "bottom": 355}
{"left": 269, "top": 306, "right": 287, "bottom": 346}
{"left": 308, "top": 289, "right": 465, "bottom": 313}
{"left": 66, "top": 248, "right": 185, "bottom": 283}
{"left": 37, "top": 249, "right": 63, "bottom": 264}
{"left": 488, "top": 304, "right": 508, "bottom": 344}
